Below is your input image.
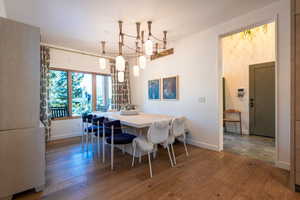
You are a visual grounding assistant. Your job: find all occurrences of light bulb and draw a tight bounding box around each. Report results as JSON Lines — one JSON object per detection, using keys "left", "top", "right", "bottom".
{"left": 139, "top": 55, "right": 147, "bottom": 69}
{"left": 145, "top": 39, "right": 153, "bottom": 56}
{"left": 99, "top": 58, "right": 106, "bottom": 70}
{"left": 133, "top": 65, "right": 140, "bottom": 77}
{"left": 118, "top": 71, "right": 124, "bottom": 82}
{"left": 116, "top": 55, "right": 125, "bottom": 71}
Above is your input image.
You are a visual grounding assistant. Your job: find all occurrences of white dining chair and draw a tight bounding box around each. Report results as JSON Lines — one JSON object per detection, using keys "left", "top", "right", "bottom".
{"left": 168, "top": 117, "right": 189, "bottom": 165}
{"left": 132, "top": 120, "right": 174, "bottom": 178}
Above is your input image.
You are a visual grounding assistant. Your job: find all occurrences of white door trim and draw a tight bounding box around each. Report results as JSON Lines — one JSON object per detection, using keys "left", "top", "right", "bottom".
{"left": 217, "top": 16, "right": 280, "bottom": 168}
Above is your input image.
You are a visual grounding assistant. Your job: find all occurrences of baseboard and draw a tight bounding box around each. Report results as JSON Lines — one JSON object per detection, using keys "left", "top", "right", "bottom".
{"left": 50, "top": 132, "right": 81, "bottom": 141}
{"left": 186, "top": 138, "right": 219, "bottom": 152}
{"left": 275, "top": 161, "right": 290, "bottom": 171}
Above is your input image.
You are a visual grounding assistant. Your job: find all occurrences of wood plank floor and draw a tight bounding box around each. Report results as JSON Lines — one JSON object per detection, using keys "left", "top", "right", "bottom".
{"left": 13, "top": 137, "right": 300, "bottom": 200}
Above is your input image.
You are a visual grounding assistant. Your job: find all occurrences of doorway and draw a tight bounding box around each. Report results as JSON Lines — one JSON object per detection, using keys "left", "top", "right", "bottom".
{"left": 220, "top": 22, "right": 276, "bottom": 164}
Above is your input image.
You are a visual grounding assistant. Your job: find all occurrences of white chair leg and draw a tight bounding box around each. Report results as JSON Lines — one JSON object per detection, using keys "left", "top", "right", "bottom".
{"left": 90, "top": 133, "right": 93, "bottom": 154}
{"left": 97, "top": 122, "right": 100, "bottom": 158}
{"left": 86, "top": 132, "right": 90, "bottom": 153}
{"left": 81, "top": 122, "right": 84, "bottom": 150}
{"left": 139, "top": 151, "right": 142, "bottom": 163}
{"left": 122, "top": 145, "right": 125, "bottom": 154}
{"left": 85, "top": 130, "right": 88, "bottom": 153}
{"left": 183, "top": 140, "right": 189, "bottom": 156}
{"left": 132, "top": 143, "right": 136, "bottom": 167}
{"left": 153, "top": 144, "right": 157, "bottom": 159}
{"left": 111, "top": 126, "right": 114, "bottom": 170}
{"left": 91, "top": 136, "right": 94, "bottom": 155}
{"left": 170, "top": 143, "right": 176, "bottom": 165}
{"left": 97, "top": 134, "right": 100, "bottom": 158}
{"left": 166, "top": 145, "right": 174, "bottom": 167}
{"left": 111, "top": 142, "right": 114, "bottom": 170}
{"left": 102, "top": 126, "right": 105, "bottom": 163}
{"left": 148, "top": 152, "right": 153, "bottom": 178}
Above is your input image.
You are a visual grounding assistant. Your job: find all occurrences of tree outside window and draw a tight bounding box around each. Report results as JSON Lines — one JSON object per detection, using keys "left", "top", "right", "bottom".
{"left": 49, "top": 70, "right": 68, "bottom": 108}
{"left": 72, "top": 72, "right": 92, "bottom": 116}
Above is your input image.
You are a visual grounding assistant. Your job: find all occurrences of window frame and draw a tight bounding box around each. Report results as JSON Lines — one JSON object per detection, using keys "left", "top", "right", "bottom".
{"left": 49, "top": 67, "right": 111, "bottom": 120}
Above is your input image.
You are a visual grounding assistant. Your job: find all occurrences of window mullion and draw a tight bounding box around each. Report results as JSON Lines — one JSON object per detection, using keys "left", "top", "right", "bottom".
{"left": 104, "top": 76, "right": 108, "bottom": 107}
{"left": 92, "top": 74, "right": 97, "bottom": 111}
{"left": 68, "top": 71, "right": 72, "bottom": 116}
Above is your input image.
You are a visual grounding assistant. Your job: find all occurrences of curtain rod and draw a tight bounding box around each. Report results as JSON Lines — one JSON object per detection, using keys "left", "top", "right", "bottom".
{"left": 40, "top": 43, "right": 115, "bottom": 61}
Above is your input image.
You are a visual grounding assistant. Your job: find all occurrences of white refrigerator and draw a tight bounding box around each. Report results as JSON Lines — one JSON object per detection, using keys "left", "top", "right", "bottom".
{"left": 0, "top": 17, "right": 45, "bottom": 200}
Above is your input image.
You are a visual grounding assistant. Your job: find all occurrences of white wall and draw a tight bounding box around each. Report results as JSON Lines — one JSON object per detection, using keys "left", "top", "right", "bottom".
{"left": 51, "top": 119, "right": 82, "bottom": 140}
{"left": 130, "top": 0, "right": 290, "bottom": 170}
{"left": 0, "top": 0, "right": 7, "bottom": 18}
{"left": 50, "top": 48, "right": 111, "bottom": 74}
{"left": 222, "top": 22, "right": 276, "bottom": 135}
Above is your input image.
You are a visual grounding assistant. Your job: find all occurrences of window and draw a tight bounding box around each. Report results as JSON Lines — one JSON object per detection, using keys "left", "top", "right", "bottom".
{"left": 48, "top": 69, "right": 111, "bottom": 119}
{"left": 49, "top": 70, "right": 69, "bottom": 118}
{"left": 72, "top": 72, "right": 93, "bottom": 116}
{"left": 96, "top": 75, "right": 112, "bottom": 112}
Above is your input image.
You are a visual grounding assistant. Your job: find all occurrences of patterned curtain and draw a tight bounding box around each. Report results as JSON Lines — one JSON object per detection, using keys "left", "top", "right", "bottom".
{"left": 111, "top": 62, "right": 131, "bottom": 110}
{"left": 40, "top": 46, "right": 51, "bottom": 141}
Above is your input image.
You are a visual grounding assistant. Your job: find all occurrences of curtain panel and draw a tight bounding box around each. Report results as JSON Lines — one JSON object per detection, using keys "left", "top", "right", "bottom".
{"left": 40, "top": 46, "right": 51, "bottom": 141}
{"left": 111, "top": 62, "right": 131, "bottom": 111}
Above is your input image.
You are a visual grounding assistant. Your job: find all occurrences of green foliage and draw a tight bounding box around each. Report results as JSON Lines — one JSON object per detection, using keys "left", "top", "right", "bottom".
{"left": 71, "top": 73, "right": 92, "bottom": 115}
{"left": 49, "top": 70, "right": 68, "bottom": 108}
{"left": 49, "top": 70, "right": 111, "bottom": 116}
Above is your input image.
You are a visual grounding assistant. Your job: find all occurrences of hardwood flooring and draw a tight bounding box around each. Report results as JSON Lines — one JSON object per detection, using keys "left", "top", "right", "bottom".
{"left": 13, "top": 137, "right": 300, "bottom": 200}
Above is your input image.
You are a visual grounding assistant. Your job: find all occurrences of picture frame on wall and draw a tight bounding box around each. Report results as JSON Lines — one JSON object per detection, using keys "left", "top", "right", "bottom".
{"left": 162, "top": 76, "right": 178, "bottom": 100}
{"left": 148, "top": 79, "right": 161, "bottom": 100}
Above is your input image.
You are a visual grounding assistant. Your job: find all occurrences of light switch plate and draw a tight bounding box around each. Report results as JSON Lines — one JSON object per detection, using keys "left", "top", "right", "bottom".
{"left": 198, "top": 97, "right": 206, "bottom": 103}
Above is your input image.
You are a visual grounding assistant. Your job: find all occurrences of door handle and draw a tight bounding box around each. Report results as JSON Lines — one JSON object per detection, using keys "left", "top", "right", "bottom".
{"left": 250, "top": 98, "right": 255, "bottom": 108}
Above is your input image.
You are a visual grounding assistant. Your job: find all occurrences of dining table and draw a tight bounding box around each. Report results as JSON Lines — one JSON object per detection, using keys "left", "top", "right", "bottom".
{"left": 93, "top": 111, "right": 174, "bottom": 134}
{"left": 92, "top": 111, "right": 175, "bottom": 158}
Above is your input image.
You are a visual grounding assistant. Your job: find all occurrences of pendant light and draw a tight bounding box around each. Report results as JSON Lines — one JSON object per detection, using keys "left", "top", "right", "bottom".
{"left": 99, "top": 41, "right": 107, "bottom": 70}
{"left": 145, "top": 39, "right": 153, "bottom": 56}
{"left": 139, "top": 55, "right": 147, "bottom": 69}
{"left": 116, "top": 55, "right": 125, "bottom": 71}
{"left": 99, "top": 58, "right": 106, "bottom": 70}
{"left": 98, "top": 21, "right": 171, "bottom": 82}
{"left": 145, "top": 21, "right": 153, "bottom": 56}
{"left": 133, "top": 65, "right": 140, "bottom": 77}
{"left": 118, "top": 71, "right": 124, "bottom": 82}
{"left": 116, "top": 42, "right": 125, "bottom": 72}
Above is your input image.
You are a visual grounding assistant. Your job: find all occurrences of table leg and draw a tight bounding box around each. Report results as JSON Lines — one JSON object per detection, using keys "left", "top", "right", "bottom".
{"left": 138, "top": 128, "right": 142, "bottom": 163}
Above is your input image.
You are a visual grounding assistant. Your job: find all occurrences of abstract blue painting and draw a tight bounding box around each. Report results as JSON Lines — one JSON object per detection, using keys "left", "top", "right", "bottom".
{"left": 148, "top": 79, "right": 161, "bottom": 100}
{"left": 163, "top": 76, "right": 178, "bottom": 100}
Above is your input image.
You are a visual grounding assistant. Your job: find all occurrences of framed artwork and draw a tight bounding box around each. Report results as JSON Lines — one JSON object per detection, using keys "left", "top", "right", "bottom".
{"left": 148, "top": 79, "right": 161, "bottom": 100}
{"left": 162, "top": 76, "right": 178, "bottom": 100}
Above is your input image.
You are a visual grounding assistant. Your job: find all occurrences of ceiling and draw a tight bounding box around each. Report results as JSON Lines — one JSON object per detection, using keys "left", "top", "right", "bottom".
{"left": 4, "top": 0, "right": 277, "bottom": 55}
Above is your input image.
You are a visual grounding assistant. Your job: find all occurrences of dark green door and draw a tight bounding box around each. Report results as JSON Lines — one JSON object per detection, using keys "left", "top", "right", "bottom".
{"left": 249, "top": 62, "right": 275, "bottom": 138}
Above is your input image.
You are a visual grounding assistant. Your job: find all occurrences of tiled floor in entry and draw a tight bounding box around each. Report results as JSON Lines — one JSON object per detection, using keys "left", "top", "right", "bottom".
{"left": 223, "top": 132, "right": 275, "bottom": 164}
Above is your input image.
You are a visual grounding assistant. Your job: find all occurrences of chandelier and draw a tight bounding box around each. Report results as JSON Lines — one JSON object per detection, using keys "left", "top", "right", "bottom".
{"left": 98, "top": 21, "right": 171, "bottom": 82}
